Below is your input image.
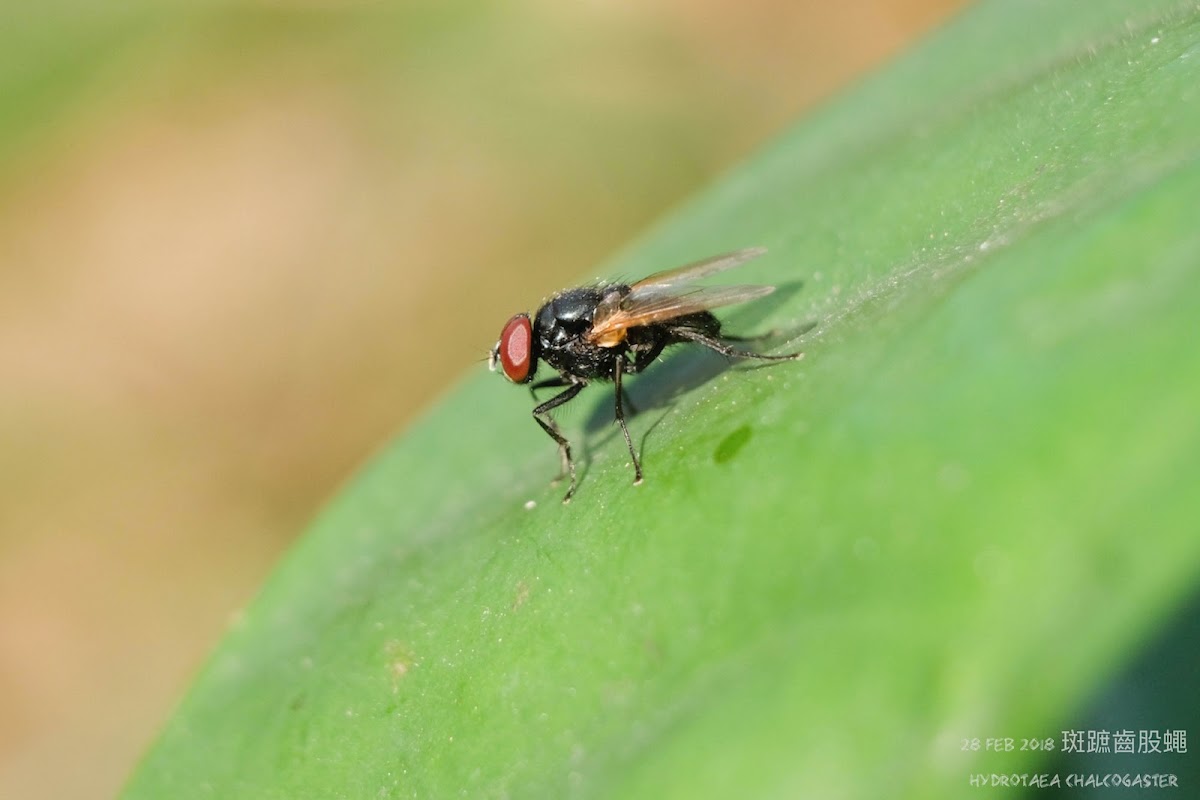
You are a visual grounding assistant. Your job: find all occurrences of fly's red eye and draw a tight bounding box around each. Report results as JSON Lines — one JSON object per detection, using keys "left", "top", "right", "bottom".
{"left": 498, "top": 313, "right": 533, "bottom": 383}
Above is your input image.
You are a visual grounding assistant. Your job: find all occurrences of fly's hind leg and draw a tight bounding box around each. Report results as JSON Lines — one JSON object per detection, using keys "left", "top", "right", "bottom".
{"left": 533, "top": 382, "right": 585, "bottom": 502}
{"left": 670, "top": 327, "right": 804, "bottom": 362}
{"left": 720, "top": 330, "right": 775, "bottom": 344}
{"left": 722, "top": 319, "right": 817, "bottom": 345}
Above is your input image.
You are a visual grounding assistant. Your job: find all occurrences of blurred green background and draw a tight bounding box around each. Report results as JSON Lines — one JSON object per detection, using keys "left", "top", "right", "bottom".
{"left": 0, "top": 2, "right": 965, "bottom": 798}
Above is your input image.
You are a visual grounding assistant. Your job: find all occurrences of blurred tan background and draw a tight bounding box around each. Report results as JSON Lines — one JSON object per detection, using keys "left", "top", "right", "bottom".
{"left": 0, "top": 1, "right": 964, "bottom": 797}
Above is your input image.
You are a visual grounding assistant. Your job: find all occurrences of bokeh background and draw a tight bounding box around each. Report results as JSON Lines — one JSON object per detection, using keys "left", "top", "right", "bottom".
{"left": 0, "top": 2, "right": 966, "bottom": 797}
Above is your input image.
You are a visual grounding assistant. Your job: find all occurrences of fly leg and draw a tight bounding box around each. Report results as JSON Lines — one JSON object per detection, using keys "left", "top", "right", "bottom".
{"left": 531, "top": 377, "right": 574, "bottom": 483}
{"left": 533, "top": 382, "right": 585, "bottom": 503}
{"left": 618, "top": 339, "right": 664, "bottom": 418}
{"left": 529, "top": 376, "right": 569, "bottom": 401}
{"left": 625, "top": 340, "right": 665, "bottom": 374}
{"left": 670, "top": 327, "right": 804, "bottom": 362}
{"left": 534, "top": 374, "right": 636, "bottom": 420}
{"left": 613, "top": 354, "right": 643, "bottom": 486}
{"left": 720, "top": 330, "right": 775, "bottom": 343}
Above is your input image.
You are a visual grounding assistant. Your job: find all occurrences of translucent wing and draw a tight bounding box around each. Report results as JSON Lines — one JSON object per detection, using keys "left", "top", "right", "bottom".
{"left": 629, "top": 246, "right": 767, "bottom": 289}
{"left": 587, "top": 284, "right": 775, "bottom": 347}
{"left": 587, "top": 246, "right": 774, "bottom": 347}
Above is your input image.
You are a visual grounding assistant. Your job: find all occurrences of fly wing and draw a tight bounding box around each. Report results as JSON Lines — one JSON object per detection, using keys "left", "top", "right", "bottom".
{"left": 587, "top": 283, "right": 774, "bottom": 347}
{"left": 629, "top": 246, "right": 767, "bottom": 290}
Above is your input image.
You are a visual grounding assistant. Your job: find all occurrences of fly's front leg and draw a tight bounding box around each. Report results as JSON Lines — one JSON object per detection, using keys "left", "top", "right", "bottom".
{"left": 533, "top": 382, "right": 585, "bottom": 503}
{"left": 613, "top": 354, "right": 643, "bottom": 486}
{"left": 529, "top": 376, "right": 569, "bottom": 401}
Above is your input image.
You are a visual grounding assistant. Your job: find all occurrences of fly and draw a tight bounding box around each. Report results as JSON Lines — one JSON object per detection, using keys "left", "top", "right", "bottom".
{"left": 489, "top": 247, "right": 802, "bottom": 503}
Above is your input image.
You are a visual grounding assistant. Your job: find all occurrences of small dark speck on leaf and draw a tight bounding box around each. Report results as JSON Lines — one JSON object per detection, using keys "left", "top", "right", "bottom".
{"left": 713, "top": 425, "right": 753, "bottom": 464}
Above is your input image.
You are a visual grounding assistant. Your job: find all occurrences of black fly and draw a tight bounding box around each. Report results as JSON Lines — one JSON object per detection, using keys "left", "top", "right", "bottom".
{"left": 489, "top": 247, "right": 802, "bottom": 503}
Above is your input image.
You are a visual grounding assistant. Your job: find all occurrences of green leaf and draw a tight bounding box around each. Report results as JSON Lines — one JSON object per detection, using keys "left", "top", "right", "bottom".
{"left": 123, "top": 1, "right": 1200, "bottom": 798}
